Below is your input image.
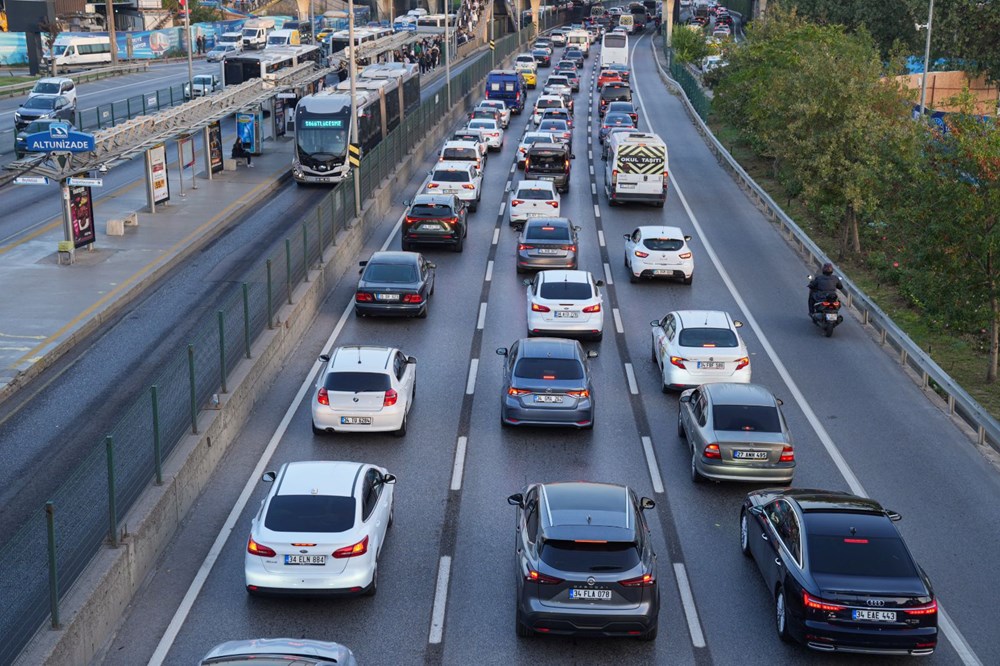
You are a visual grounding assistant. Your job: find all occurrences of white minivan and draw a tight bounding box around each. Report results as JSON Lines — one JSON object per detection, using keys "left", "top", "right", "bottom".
{"left": 45, "top": 35, "right": 112, "bottom": 68}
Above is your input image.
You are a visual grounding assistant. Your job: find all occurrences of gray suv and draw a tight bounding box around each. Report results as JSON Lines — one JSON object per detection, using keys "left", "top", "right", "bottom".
{"left": 507, "top": 481, "right": 659, "bottom": 639}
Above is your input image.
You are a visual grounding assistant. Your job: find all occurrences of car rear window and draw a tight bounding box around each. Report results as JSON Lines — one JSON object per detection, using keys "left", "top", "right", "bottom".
{"left": 643, "top": 238, "right": 684, "bottom": 251}
{"left": 807, "top": 535, "right": 919, "bottom": 578}
{"left": 678, "top": 327, "right": 738, "bottom": 348}
{"left": 538, "top": 121, "right": 567, "bottom": 132}
{"left": 324, "top": 371, "right": 391, "bottom": 392}
{"left": 432, "top": 170, "right": 471, "bottom": 182}
{"left": 527, "top": 152, "right": 565, "bottom": 169}
{"left": 540, "top": 540, "right": 640, "bottom": 572}
{"left": 539, "top": 281, "right": 592, "bottom": 300}
{"left": 525, "top": 223, "right": 571, "bottom": 241}
{"left": 537, "top": 98, "right": 562, "bottom": 109}
{"left": 549, "top": 77, "right": 568, "bottom": 85}
{"left": 265, "top": 495, "right": 356, "bottom": 533}
{"left": 363, "top": 262, "right": 418, "bottom": 282}
{"left": 409, "top": 203, "right": 455, "bottom": 218}
{"left": 442, "top": 147, "right": 477, "bottom": 161}
{"left": 516, "top": 187, "right": 554, "bottom": 200}
{"left": 601, "top": 87, "right": 632, "bottom": 102}
{"left": 513, "top": 357, "right": 584, "bottom": 380}
{"left": 712, "top": 405, "right": 781, "bottom": 432}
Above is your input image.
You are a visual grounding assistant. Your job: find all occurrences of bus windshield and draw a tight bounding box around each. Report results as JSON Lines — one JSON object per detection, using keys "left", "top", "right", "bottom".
{"left": 297, "top": 117, "right": 349, "bottom": 158}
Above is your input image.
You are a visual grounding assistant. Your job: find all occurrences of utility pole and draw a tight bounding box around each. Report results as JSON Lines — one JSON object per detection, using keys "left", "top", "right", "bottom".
{"left": 184, "top": 0, "right": 194, "bottom": 93}
{"left": 445, "top": 2, "right": 451, "bottom": 107}
{"left": 917, "top": 0, "right": 934, "bottom": 118}
{"left": 105, "top": 0, "right": 118, "bottom": 65}
{"left": 348, "top": 0, "right": 361, "bottom": 216}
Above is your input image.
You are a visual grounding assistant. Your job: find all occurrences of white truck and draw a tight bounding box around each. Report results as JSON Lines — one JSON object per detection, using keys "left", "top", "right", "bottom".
{"left": 604, "top": 132, "right": 669, "bottom": 207}
{"left": 265, "top": 29, "right": 301, "bottom": 48}
{"left": 218, "top": 32, "right": 244, "bottom": 52}
{"left": 242, "top": 18, "right": 276, "bottom": 50}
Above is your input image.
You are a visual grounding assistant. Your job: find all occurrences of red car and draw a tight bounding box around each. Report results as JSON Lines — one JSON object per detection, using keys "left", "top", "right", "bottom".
{"left": 597, "top": 70, "right": 622, "bottom": 88}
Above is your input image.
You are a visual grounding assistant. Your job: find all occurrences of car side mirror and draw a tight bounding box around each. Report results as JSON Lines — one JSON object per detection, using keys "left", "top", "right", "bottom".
{"left": 381, "top": 473, "right": 397, "bottom": 485}
{"left": 496, "top": 347, "right": 508, "bottom": 356}
{"left": 359, "top": 260, "right": 368, "bottom": 267}
{"left": 776, "top": 398, "right": 783, "bottom": 406}
{"left": 403, "top": 199, "right": 410, "bottom": 206}
{"left": 507, "top": 493, "right": 524, "bottom": 507}
{"left": 650, "top": 319, "right": 660, "bottom": 327}
{"left": 733, "top": 320, "right": 744, "bottom": 328}
{"left": 679, "top": 394, "right": 691, "bottom": 403}
{"left": 262, "top": 470, "right": 276, "bottom": 482}
{"left": 887, "top": 510, "right": 902, "bottom": 522}
{"left": 684, "top": 235, "right": 692, "bottom": 241}
{"left": 319, "top": 354, "right": 330, "bottom": 362}
{"left": 586, "top": 350, "right": 599, "bottom": 358}
{"left": 623, "top": 233, "right": 631, "bottom": 239}
{"left": 522, "top": 279, "right": 532, "bottom": 286}
{"left": 640, "top": 497, "right": 655, "bottom": 511}
{"left": 748, "top": 505, "right": 763, "bottom": 516}
{"left": 426, "top": 262, "right": 436, "bottom": 269}
{"left": 595, "top": 279, "right": 605, "bottom": 288}
{"left": 407, "top": 356, "right": 417, "bottom": 364}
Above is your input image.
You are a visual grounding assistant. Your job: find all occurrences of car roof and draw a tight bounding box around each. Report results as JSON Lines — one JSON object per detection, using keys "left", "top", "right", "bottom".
{"left": 539, "top": 269, "right": 591, "bottom": 285}
{"left": 412, "top": 193, "right": 457, "bottom": 206}
{"left": 516, "top": 179, "right": 556, "bottom": 190}
{"left": 675, "top": 310, "right": 734, "bottom": 329}
{"left": 329, "top": 345, "right": 393, "bottom": 371}
{"left": 517, "top": 337, "right": 581, "bottom": 359}
{"left": 780, "top": 490, "right": 888, "bottom": 516}
{"left": 276, "top": 461, "right": 363, "bottom": 496}
{"left": 368, "top": 250, "right": 421, "bottom": 264}
{"left": 637, "top": 225, "right": 685, "bottom": 238}
{"left": 435, "top": 161, "right": 476, "bottom": 172}
{"left": 37, "top": 77, "right": 72, "bottom": 85}
{"left": 703, "top": 382, "right": 776, "bottom": 406}
{"left": 541, "top": 482, "right": 633, "bottom": 530}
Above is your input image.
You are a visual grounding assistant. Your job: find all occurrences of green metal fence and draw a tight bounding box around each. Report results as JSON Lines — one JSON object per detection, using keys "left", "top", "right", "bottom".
{"left": 0, "top": 29, "right": 527, "bottom": 666}
{"left": 665, "top": 47, "right": 712, "bottom": 120}
{"left": 75, "top": 84, "right": 190, "bottom": 132}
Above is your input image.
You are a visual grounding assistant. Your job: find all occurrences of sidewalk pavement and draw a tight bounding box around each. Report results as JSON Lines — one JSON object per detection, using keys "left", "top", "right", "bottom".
{"left": 0, "top": 135, "right": 295, "bottom": 400}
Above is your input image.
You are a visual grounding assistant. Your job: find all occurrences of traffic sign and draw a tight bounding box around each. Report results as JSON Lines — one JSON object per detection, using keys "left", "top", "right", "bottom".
{"left": 348, "top": 143, "right": 361, "bottom": 168}
{"left": 24, "top": 123, "right": 96, "bottom": 153}
{"left": 67, "top": 177, "right": 104, "bottom": 187}
{"left": 489, "top": 40, "right": 495, "bottom": 51}
{"left": 14, "top": 176, "right": 49, "bottom": 186}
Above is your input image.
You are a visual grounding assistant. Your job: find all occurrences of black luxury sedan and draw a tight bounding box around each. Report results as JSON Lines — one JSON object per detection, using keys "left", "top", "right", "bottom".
{"left": 740, "top": 489, "right": 937, "bottom": 656}
{"left": 354, "top": 251, "right": 435, "bottom": 318}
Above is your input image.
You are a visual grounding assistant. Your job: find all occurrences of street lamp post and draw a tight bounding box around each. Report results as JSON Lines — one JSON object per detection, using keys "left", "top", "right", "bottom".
{"left": 184, "top": 5, "right": 194, "bottom": 94}
{"left": 445, "top": 2, "right": 452, "bottom": 107}
{"left": 917, "top": 0, "right": 934, "bottom": 118}
{"left": 348, "top": 0, "right": 361, "bottom": 216}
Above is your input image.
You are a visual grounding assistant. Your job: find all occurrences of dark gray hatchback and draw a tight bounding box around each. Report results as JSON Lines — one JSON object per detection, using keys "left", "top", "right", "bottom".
{"left": 508, "top": 481, "right": 659, "bottom": 639}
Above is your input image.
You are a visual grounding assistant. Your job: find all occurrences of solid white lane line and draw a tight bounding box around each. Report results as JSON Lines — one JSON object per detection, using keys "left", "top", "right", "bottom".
{"left": 466, "top": 358, "right": 479, "bottom": 395}
{"left": 593, "top": 203, "right": 601, "bottom": 218}
{"left": 477, "top": 302, "right": 487, "bottom": 330}
{"left": 485, "top": 260, "right": 494, "bottom": 282}
{"left": 428, "top": 555, "right": 453, "bottom": 644}
{"left": 673, "top": 563, "right": 707, "bottom": 648}
{"left": 624, "top": 362, "right": 639, "bottom": 395}
{"left": 640, "top": 40, "right": 984, "bottom": 666}
{"left": 641, "top": 436, "right": 665, "bottom": 493}
{"left": 499, "top": 201, "right": 506, "bottom": 216}
{"left": 598, "top": 230, "right": 605, "bottom": 246}
{"left": 450, "top": 436, "right": 468, "bottom": 491}
{"left": 591, "top": 182, "right": 597, "bottom": 195}
{"left": 492, "top": 228, "right": 500, "bottom": 245}
{"left": 509, "top": 162, "right": 516, "bottom": 174}
{"left": 603, "top": 262, "right": 614, "bottom": 285}
{"left": 613, "top": 307, "right": 624, "bottom": 334}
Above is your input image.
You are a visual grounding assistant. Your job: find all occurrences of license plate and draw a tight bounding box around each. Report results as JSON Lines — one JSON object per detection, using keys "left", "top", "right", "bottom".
{"left": 420, "top": 223, "right": 444, "bottom": 231}
{"left": 852, "top": 609, "right": 897, "bottom": 622}
{"left": 734, "top": 450, "right": 769, "bottom": 460}
{"left": 618, "top": 182, "right": 635, "bottom": 189}
{"left": 284, "top": 554, "right": 326, "bottom": 565}
{"left": 697, "top": 361, "right": 725, "bottom": 370}
{"left": 527, "top": 212, "right": 546, "bottom": 217}
{"left": 825, "top": 313, "right": 838, "bottom": 321}
{"left": 535, "top": 394, "right": 563, "bottom": 403}
{"left": 376, "top": 293, "right": 400, "bottom": 301}
{"left": 341, "top": 416, "right": 373, "bottom": 425}
{"left": 653, "top": 269, "right": 674, "bottom": 275}
{"left": 554, "top": 311, "right": 579, "bottom": 318}
{"left": 569, "top": 588, "right": 612, "bottom": 600}
{"left": 537, "top": 248, "right": 560, "bottom": 255}
{"left": 539, "top": 176, "right": 555, "bottom": 181}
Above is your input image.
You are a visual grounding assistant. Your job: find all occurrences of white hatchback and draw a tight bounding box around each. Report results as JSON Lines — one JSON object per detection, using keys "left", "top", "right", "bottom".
{"left": 311, "top": 345, "right": 416, "bottom": 436}
{"left": 245, "top": 460, "right": 395, "bottom": 597}
{"left": 651, "top": 310, "right": 751, "bottom": 391}
{"left": 467, "top": 118, "right": 504, "bottom": 150}
{"left": 624, "top": 226, "right": 694, "bottom": 284}
{"left": 514, "top": 53, "right": 538, "bottom": 73}
{"left": 425, "top": 161, "right": 483, "bottom": 210}
{"left": 509, "top": 180, "right": 561, "bottom": 226}
{"left": 525, "top": 269, "right": 605, "bottom": 340}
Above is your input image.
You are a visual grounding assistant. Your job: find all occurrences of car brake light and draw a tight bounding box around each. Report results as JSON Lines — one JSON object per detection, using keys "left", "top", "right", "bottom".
{"left": 462, "top": 183, "right": 476, "bottom": 190}
{"left": 333, "top": 535, "right": 369, "bottom": 559}
{"left": 634, "top": 250, "right": 649, "bottom": 258}
{"left": 508, "top": 387, "right": 531, "bottom": 396}
{"left": 383, "top": 388, "right": 398, "bottom": 406}
{"left": 355, "top": 292, "right": 374, "bottom": 302}
{"left": 511, "top": 199, "right": 524, "bottom": 206}
{"left": 405, "top": 216, "right": 418, "bottom": 225}
{"left": 427, "top": 183, "right": 439, "bottom": 188}
{"left": 531, "top": 302, "right": 551, "bottom": 312}
{"left": 905, "top": 600, "right": 938, "bottom": 615}
{"left": 563, "top": 244, "right": 576, "bottom": 252}
{"left": 735, "top": 356, "right": 750, "bottom": 371}
{"left": 703, "top": 443, "right": 721, "bottom": 459}
{"left": 526, "top": 570, "right": 563, "bottom": 584}
{"left": 619, "top": 573, "right": 655, "bottom": 587}
{"left": 518, "top": 244, "right": 533, "bottom": 251}
{"left": 247, "top": 536, "right": 276, "bottom": 558}
{"left": 565, "top": 160, "right": 570, "bottom": 172}
{"left": 669, "top": 356, "right": 686, "bottom": 369}
{"left": 402, "top": 294, "right": 423, "bottom": 304}
{"left": 679, "top": 252, "right": 692, "bottom": 259}
{"left": 566, "top": 389, "right": 590, "bottom": 398}
{"left": 582, "top": 304, "right": 601, "bottom": 313}
{"left": 317, "top": 387, "right": 330, "bottom": 405}
{"left": 546, "top": 201, "right": 559, "bottom": 208}
{"left": 779, "top": 445, "right": 795, "bottom": 462}
{"left": 803, "top": 591, "right": 846, "bottom": 612}
{"left": 611, "top": 169, "right": 618, "bottom": 186}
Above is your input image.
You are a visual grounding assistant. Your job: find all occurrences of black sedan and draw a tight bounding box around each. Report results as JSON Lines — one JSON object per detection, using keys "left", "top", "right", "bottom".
{"left": 531, "top": 48, "right": 551, "bottom": 67}
{"left": 355, "top": 251, "right": 435, "bottom": 318}
{"left": 563, "top": 49, "right": 585, "bottom": 69}
{"left": 740, "top": 489, "right": 937, "bottom": 656}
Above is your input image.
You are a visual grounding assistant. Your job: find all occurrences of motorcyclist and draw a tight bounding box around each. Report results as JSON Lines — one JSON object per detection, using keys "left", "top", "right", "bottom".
{"left": 808, "top": 263, "right": 842, "bottom": 315}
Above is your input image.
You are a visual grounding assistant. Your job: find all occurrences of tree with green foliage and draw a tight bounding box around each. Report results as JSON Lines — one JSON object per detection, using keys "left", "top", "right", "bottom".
{"left": 774, "top": 0, "right": 921, "bottom": 58}
{"left": 671, "top": 24, "right": 709, "bottom": 64}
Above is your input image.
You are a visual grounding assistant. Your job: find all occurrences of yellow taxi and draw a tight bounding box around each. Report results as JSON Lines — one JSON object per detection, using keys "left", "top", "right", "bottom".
{"left": 515, "top": 65, "right": 537, "bottom": 88}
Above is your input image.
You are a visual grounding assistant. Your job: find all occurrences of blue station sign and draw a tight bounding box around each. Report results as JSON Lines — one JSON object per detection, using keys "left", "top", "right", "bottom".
{"left": 24, "top": 123, "right": 96, "bottom": 153}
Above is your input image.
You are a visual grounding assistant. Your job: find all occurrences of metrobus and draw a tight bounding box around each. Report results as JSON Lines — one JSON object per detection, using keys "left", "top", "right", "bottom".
{"left": 327, "top": 27, "right": 395, "bottom": 58}
{"left": 600, "top": 31, "right": 629, "bottom": 68}
{"left": 292, "top": 62, "right": 420, "bottom": 184}
{"left": 222, "top": 44, "right": 322, "bottom": 86}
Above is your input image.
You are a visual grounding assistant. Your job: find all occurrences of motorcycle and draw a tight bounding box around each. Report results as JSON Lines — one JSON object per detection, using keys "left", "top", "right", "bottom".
{"left": 808, "top": 281, "right": 843, "bottom": 337}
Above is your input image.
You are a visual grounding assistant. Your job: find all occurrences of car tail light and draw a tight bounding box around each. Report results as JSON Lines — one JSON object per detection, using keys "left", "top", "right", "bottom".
{"left": 317, "top": 387, "right": 330, "bottom": 406}
{"left": 526, "top": 570, "right": 563, "bottom": 584}
{"left": 735, "top": 356, "right": 750, "bottom": 371}
{"left": 333, "top": 535, "right": 369, "bottom": 559}
{"left": 803, "top": 591, "right": 846, "bottom": 612}
{"left": 546, "top": 201, "right": 559, "bottom": 208}
{"left": 508, "top": 387, "right": 531, "bottom": 396}
{"left": 669, "top": 356, "right": 686, "bottom": 369}
{"left": 611, "top": 169, "right": 618, "bottom": 186}
{"left": 619, "top": 573, "right": 655, "bottom": 587}
{"left": 462, "top": 183, "right": 476, "bottom": 190}
{"left": 563, "top": 245, "right": 576, "bottom": 252}
{"left": 427, "top": 183, "right": 439, "bottom": 189}
{"left": 779, "top": 446, "right": 795, "bottom": 462}
{"left": 679, "top": 252, "right": 692, "bottom": 259}
{"left": 565, "top": 160, "right": 571, "bottom": 172}
{"left": 531, "top": 302, "right": 551, "bottom": 312}
{"left": 703, "top": 443, "right": 721, "bottom": 459}
{"left": 663, "top": 171, "right": 669, "bottom": 187}
{"left": 355, "top": 292, "right": 374, "bottom": 302}
{"left": 566, "top": 389, "right": 590, "bottom": 398}
{"left": 518, "top": 244, "right": 533, "bottom": 251}
{"left": 512, "top": 199, "right": 524, "bottom": 206}
{"left": 383, "top": 388, "right": 398, "bottom": 407}
{"left": 402, "top": 294, "right": 424, "bottom": 304}
{"left": 634, "top": 250, "right": 649, "bottom": 258}
{"left": 490, "top": 132, "right": 499, "bottom": 137}
{"left": 404, "top": 216, "right": 418, "bottom": 225}
{"left": 904, "top": 600, "right": 938, "bottom": 616}
{"left": 582, "top": 304, "right": 601, "bottom": 313}
{"left": 247, "top": 536, "right": 276, "bottom": 558}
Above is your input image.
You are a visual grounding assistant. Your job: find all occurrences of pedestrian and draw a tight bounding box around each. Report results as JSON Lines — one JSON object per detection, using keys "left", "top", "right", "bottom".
{"left": 232, "top": 137, "right": 252, "bottom": 167}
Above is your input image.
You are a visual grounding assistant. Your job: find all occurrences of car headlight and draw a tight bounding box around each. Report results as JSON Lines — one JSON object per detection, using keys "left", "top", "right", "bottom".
{"left": 14, "top": 112, "right": 21, "bottom": 122}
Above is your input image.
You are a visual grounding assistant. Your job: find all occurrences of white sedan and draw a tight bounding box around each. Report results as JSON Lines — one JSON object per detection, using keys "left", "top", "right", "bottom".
{"left": 651, "top": 310, "right": 751, "bottom": 391}
{"left": 467, "top": 118, "right": 504, "bottom": 151}
{"left": 509, "top": 180, "right": 561, "bottom": 226}
{"left": 245, "top": 460, "right": 395, "bottom": 597}
{"left": 311, "top": 345, "right": 416, "bottom": 435}
{"left": 624, "top": 226, "right": 694, "bottom": 284}
{"left": 525, "top": 269, "right": 605, "bottom": 340}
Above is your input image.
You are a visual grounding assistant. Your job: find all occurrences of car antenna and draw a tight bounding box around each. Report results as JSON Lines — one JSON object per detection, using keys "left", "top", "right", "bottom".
{"left": 357, "top": 348, "right": 362, "bottom": 364}
{"left": 587, "top": 515, "right": 592, "bottom": 524}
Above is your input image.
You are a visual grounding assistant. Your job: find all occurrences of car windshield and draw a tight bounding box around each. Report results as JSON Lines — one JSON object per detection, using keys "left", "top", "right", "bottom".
{"left": 540, "top": 540, "right": 640, "bottom": 572}
{"left": 525, "top": 224, "right": 571, "bottom": 241}
{"left": 807, "top": 534, "right": 919, "bottom": 578}
{"left": 516, "top": 187, "right": 553, "bottom": 199}
{"left": 712, "top": 404, "right": 781, "bottom": 432}
{"left": 643, "top": 238, "right": 684, "bottom": 251}
{"left": 442, "top": 147, "right": 478, "bottom": 161}
{"left": 363, "top": 262, "right": 418, "bottom": 282}
{"left": 409, "top": 203, "right": 456, "bottom": 218}
{"left": 433, "top": 170, "right": 471, "bottom": 182}
{"left": 23, "top": 97, "right": 57, "bottom": 110}
{"left": 540, "top": 281, "right": 592, "bottom": 300}
{"left": 33, "top": 82, "right": 62, "bottom": 94}
{"left": 513, "top": 357, "right": 584, "bottom": 380}
{"left": 324, "top": 371, "right": 391, "bottom": 392}
{"left": 678, "top": 327, "right": 738, "bottom": 348}
{"left": 264, "top": 495, "right": 356, "bottom": 533}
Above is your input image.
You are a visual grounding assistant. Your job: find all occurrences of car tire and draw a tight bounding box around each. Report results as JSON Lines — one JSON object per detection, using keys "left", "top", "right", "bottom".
{"left": 677, "top": 412, "right": 686, "bottom": 438}
{"left": 453, "top": 233, "right": 464, "bottom": 253}
{"left": 515, "top": 608, "right": 532, "bottom": 637}
{"left": 637, "top": 624, "right": 658, "bottom": 641}
{"left": 629, "top": 268, "right": 638, "bottom": 283}
{"left": 592, "top": 331, "right": 603, "bottom": 342}
{"left": 364, "top": 565, "right": 378, "bottom": 597}
{"left": 388, "top": 506, "right": 395, "bottom": 528}
{"left": 401, "top": 240, "right": 413, "bottom": 252}
{"left": 471, "top": 199, "right": 478, "bottom": 212}
{"left": 775, "top": 588, "right": 792, "bottom": 643}
{"left": 354, "top": 309, "right": 364, "bottom": 318}
{"left": 417, "top": 302, "right": 428, "bottom": 319}
{"left": 394, "top": 413, "right": 407, "bottom": 437}
{"left": 312, "top": 420, "right": 323, "bottom": 436}
{"left": 690, "top": 448, "right": 705, "bottom": 484}
{"left": 683, "top": 274, "right": 693, "bottom": 286}
{"left": 740, "top": 508, "right": 752, "bottom": 558}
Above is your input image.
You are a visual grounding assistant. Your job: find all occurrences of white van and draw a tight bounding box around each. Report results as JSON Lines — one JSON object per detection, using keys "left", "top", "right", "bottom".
{"left": 618, "top": 14, "right": 635, "bottom": 33}
{"left": 45, "top": 35, "right": 111, "bottom": 68}
{"left": 604, "top": 132, "right": 668, "bottom": 207}
{"left": 242, "top": 18, "right": 276, "bottom": 50}
{"left": 218, "top": 32, "right": 244, "bottom": 51}
{"left": 266, "top": 29, "right": 301, "bottom": 48}
{"left": 565, "top": 29, "right": 590, "bottom": 55}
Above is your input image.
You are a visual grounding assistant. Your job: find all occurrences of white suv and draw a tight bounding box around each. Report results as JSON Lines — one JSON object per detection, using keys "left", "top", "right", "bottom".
{"left": 425, "top": 161, "right": 483, "bottom": 210}
{"left": 509, "top": 180, "right": 561, "bottom": 226}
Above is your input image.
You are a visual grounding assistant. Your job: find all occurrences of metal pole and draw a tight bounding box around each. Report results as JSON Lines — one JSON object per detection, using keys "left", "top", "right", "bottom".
{"left": 303, "top": 223, "right": 310, "bottom": 281}
{"left": 285, "top": 238, "right": 293, "bottom": 304}
{"left": 310, "top": 0, "right": 315, "bottom": 46}
{"left": 45, "top": 502, "right": 60, "bottom": 629}
{"left": 242, "top": 283, "right": 251, "bottom": 358}
{"left": 188, "top": 344, "right": 198, "bottom": 434}
{"left": 106, "top": 436, "right": 118, "bottom": 548}
{"left": 516, "top": 0, "right": 521, "bottom": 44}
{"left": 185, "top": 9, "right": 194, "bottom": 96}
{"left": 348, "top": 0, "right": 362, "bottom": 217}
{"left": 217, "top": 310, "right": 228, "bottom": 394}
{"left": 266, "top": 259, "right": 274, "bottom": 329}
{"left": 445, "top": 5, "right": 452, "bottom": 107}
{"left": 151, "top": 385, "right": 162, "bottom": 485}
{"left": 918, "top": 0, "right": 934, "bottom": 118}
{"left": 489, "top": 0, "right": 495, "bottom": 68}
{"left": 105, "top": 0, "right": 119, "bottom": 65}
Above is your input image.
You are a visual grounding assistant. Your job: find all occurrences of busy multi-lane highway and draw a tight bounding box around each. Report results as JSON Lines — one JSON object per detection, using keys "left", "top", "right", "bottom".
{"left": 85, "top": 27, "right": 1000, "bottom": 665}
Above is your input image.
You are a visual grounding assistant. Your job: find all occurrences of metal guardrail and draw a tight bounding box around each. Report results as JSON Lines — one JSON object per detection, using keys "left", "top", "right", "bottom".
{"left": 0, "top": 62, "right": 150, "bottom": 99}
{"left": 654, "top": 44, "right": 1000, "bottom": 453}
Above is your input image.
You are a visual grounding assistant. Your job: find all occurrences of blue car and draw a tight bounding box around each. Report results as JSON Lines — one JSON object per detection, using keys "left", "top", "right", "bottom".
{"left": 599, "top": 112, "right": 635, "bottom": 144}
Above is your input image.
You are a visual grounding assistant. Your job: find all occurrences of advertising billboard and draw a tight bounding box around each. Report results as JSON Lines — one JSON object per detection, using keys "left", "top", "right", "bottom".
{"left": 236, "top": 111, "right": 259, "bottom": 154}
{"left": 147, "top": 143, "right": 170, "bottom": 204}
{"left": 68, "top": 184, "right": 96, "bottom": 248}
{"left": 208, "top": 121, "right": 224, "bottom": 174}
